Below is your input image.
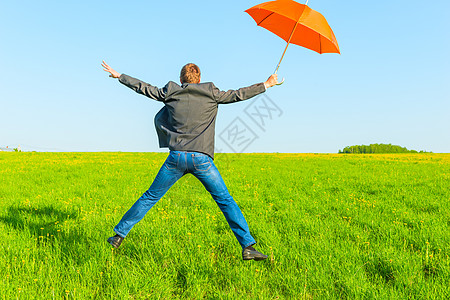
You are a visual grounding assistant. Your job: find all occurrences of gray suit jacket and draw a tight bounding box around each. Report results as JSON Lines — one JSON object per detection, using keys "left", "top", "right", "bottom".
{"left": 119, "top": 74, "right": 266, "bottom": 159}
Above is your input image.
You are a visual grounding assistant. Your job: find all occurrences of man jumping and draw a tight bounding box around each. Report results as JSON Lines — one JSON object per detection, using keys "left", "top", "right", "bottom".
{"left": 102, "top": 61, "right": 278, "bottom": 261}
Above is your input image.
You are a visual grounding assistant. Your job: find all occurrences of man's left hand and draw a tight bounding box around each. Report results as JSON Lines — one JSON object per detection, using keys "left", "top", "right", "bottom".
{"left": 102, "top": 60, "right": 121, "bottom": 78}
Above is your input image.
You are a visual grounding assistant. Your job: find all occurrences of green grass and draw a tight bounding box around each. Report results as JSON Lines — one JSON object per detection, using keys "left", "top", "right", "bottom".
{"left": 0, "top": 152, "right": 449, "bottom": 299}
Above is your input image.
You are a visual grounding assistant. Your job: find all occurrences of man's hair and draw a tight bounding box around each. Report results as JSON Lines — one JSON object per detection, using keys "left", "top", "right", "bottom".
{"left": 180, "top": 63, "right": 201, "bottom": 84}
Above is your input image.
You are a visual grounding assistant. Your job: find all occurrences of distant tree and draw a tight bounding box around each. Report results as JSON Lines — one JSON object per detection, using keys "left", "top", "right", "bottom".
{"left": 338, "top": 144, "right": 431, "bottom": 154}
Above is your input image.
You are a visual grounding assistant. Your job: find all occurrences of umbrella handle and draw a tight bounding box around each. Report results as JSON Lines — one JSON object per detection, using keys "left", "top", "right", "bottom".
{"left": 274, "top": 67, "right": 285, "bottom": 85}
{"left": 276, "top": 78, "right": 285, "bottom": 85}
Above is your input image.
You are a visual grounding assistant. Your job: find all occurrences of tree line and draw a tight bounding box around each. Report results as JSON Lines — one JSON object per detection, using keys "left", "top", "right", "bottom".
{"left": 338, "top": 143, "right": 431, "bottom": 154}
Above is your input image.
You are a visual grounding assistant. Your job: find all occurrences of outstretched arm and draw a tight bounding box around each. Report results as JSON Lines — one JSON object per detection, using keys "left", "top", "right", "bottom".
{"left": 102, "top": 60, "right": 166, "bottom": 101}
{"left": 213, "top": 74, "right": 279, "bottom": 104}
{"left": 102, "top": 60, "right": 121, "bottom": 78}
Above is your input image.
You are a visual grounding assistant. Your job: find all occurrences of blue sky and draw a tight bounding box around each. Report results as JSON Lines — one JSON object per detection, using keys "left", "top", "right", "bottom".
{"left": 1, "top": 0, "right": 449, "bottom": 153}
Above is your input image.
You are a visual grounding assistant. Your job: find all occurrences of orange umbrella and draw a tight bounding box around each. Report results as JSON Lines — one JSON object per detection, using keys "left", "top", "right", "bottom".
{"left": 246, "top": 0, "right": 340, "bottom": 77}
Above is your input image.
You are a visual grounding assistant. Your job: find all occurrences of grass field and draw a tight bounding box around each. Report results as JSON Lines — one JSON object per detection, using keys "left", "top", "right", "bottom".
{"left": 0, "top": 152, "right": 449, "bottom": 299}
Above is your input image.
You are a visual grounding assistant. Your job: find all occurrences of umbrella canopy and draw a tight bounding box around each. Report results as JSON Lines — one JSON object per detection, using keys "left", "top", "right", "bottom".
{"left": 246, "top": 0, "right": 340, "bottom": 54}
{"left": 246, "top": 0, "right": 340, "bottom": 76}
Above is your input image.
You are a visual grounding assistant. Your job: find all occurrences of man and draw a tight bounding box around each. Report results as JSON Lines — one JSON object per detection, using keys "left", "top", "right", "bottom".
{"left": 102, "top": 61, "right": 278, "bottom": 261}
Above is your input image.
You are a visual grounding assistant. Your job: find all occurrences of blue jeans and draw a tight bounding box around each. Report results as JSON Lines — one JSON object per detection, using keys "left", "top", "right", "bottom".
{"left": 114, "top": 151, "right": 256, "bottom": 249}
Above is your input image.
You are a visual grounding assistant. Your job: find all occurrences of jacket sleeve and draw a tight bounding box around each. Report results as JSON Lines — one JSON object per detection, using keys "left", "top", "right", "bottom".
{"left": 119, "top": 74, "right": 167, "bottom": 102}
{"left": 211, "top": 82, "right": 266, "bottom": 104}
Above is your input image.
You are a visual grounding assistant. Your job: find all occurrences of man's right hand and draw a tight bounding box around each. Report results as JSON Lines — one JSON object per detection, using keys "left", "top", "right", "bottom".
{"left": 264, "top": 74, "right": 279, "bottom": 89}
{"left": 102, "top": 60, "right": 121, "bottom": 78}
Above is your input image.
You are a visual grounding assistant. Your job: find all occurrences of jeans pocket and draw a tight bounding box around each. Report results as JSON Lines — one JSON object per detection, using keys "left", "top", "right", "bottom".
{"left": 193, "top": 154, "right": 212, "bottom": 172}
{"left": 165, "top": 152, "right": 180, "bottom": 170}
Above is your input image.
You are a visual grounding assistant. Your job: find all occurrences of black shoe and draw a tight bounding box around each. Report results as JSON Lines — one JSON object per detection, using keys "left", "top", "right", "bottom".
{"left": 242, "top": 245, "right": 268, "bottom": 261}
{"left": 107, "top": 234, "right": 124, "bottom": 249}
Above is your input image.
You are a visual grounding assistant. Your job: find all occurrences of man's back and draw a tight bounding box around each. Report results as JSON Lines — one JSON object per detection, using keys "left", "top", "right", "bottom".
{"left": 154, "top": 81, "right": 220, "bottom": 159}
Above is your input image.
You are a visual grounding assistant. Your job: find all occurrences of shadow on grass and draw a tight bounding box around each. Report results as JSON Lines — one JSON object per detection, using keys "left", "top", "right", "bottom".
{"left": 0, "top": 204, "right": 91, "bottom": 265}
